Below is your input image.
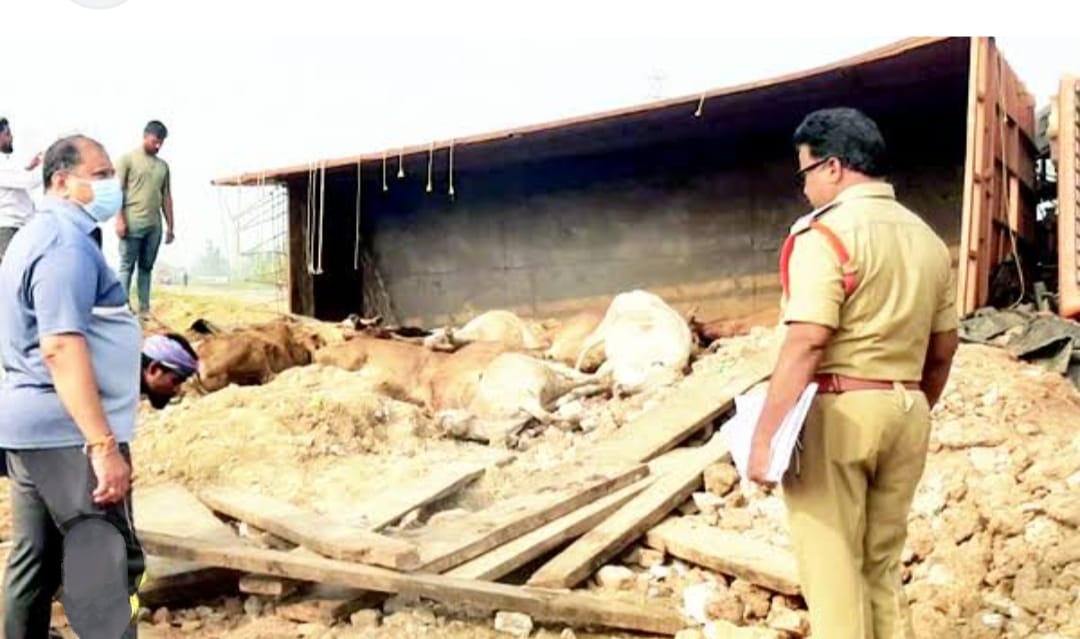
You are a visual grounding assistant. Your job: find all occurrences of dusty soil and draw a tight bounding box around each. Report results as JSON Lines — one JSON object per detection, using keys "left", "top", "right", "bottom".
{"left": 4, "top": 289, "right": 1079, "bottom": 638}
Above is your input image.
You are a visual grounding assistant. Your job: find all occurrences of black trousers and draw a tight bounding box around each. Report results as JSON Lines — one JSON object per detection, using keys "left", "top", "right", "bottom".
{"left": 0, "top": 227, "right": 18, "bottom": 263}
{"left": 4, "top": 447, "right": 143, "bottom": 639}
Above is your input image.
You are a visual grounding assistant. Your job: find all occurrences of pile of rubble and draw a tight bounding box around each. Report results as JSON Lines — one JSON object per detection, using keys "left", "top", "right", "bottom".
{"left": 121, "top": 328, "right": 1080, "bottom": 639}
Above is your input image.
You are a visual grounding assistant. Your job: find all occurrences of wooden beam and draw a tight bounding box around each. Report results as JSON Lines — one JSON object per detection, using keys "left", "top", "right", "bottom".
{"left": 407, "top": 465, "right": 649, "bottom": 574}
{"left": 527, "top": 435, "right": 729, "bottom": 589}
{"left": 243, "top": 547, "right": 374, "bottom": 616}
{"left": 138, "top": 531, "right": 685, "bottom": 636}
{"left": 445, "top": 448, "right": 700, "bottom": 581}
{"left": 446, "top": 478, "right": 653, "bottom": 581}
{"left": 1058, "top": 75, "right": 1080, "bottom": 318}
{"left": 959, "top": 36, "right": 990, "bottom": 315}
{"left": 644, "top": 518, "right": 801, "bottom": 596}
{"left": 287, "top": 180, "right": 315, "bottom": 317}
{"left": 134, "top": 483, "right": 246, "bottom": 600}
{"left": 137, "top": 483, "right": 245, "bottom": 545}
{"left": 357, "top": 462, "right": 486, "bottom": 531}
{"left": 587, "top": 350, "right": 772, "bottom": 465}
{"left": 199, "top": 488, "right": 420, "bottom": 571}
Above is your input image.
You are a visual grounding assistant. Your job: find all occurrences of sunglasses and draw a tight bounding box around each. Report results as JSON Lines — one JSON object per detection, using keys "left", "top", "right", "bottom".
{"left": 795, "top": 157, "right": 832, "bottom": 186}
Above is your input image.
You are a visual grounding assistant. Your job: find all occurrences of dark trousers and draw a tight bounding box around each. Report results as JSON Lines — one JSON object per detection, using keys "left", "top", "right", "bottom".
{"left": 0, "top": 227, "right": 17, "bottom": 264}
{"left": 4, "top": 447, "right": 143, "bottom": 639}
{"left": 117, "top": 226, "right": 163, "bottom": 315}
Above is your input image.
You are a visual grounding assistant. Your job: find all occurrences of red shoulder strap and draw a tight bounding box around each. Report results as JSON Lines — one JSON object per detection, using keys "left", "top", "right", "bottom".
{"left": 780, "top": 221, "right": 858, "bottom": 299}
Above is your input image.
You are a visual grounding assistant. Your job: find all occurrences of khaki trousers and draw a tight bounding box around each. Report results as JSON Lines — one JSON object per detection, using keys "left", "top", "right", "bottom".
{"left": 782, "top": 386, "right": 930, "bottom": 639}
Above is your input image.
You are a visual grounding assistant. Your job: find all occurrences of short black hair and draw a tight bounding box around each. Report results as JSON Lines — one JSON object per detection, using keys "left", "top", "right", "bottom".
{"left": 0, "top": 118, "right": 9, "bottom": 135}
{"left": 144, "top": 120, "right": 168, "bottom": 140}
{"left": 42, "top": 135, "right": 104, "bottom": 189}
{"left": 793, "top": 107, "right": 887, "bottom": 177}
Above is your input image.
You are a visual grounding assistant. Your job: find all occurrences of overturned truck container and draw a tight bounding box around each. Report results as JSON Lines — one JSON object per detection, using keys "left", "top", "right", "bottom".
{"left": 215, "top": 37, "right": 1043, "bottom": 326}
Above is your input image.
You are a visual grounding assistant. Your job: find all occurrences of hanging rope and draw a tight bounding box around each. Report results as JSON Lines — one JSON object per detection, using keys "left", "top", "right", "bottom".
{"left": 426, "top": 141, "right": 435, "bottom": 193}
{"left": 306, "top": 161, "right": 317, "bottom": 274}
{"left": 694, "top": 93, "right": 706, "bottom": 118}
{"left": 382, "top": 150, "right": 388, "bottom": 192}
{"left": 315, "top": 160, "right": 326, "bottom": 275}
{"left": 397, "top": 148, "right": 405, "bottom": 178}
{"left": 354, "top": 160, "right": 362, "bottom": 271}
{"left": 448, "top": 139, "right": 455, "bottom": 198}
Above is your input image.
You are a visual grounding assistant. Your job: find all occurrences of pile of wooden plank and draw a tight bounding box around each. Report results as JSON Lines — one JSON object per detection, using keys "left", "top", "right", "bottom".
{"left": 136, "top": 351, "right": 799, "bottom": 636}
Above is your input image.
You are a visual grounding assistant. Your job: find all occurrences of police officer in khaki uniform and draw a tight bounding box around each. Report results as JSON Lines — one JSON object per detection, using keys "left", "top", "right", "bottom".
{"left": 748, "top": 107, "right": 959, "bottom": 639}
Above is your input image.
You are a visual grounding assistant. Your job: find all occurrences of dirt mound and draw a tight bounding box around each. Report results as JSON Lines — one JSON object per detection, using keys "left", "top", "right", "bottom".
{"left": 133, "top": 365, "right": 438, "bottom": 505}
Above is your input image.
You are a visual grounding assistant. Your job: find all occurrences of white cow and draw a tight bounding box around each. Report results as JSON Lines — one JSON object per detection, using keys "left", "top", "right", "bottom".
{"left": 575, "top": 290, "right": 693, "bottom": 395}
{"left": 424, "top": 310, "right": 544, "bottom": 351}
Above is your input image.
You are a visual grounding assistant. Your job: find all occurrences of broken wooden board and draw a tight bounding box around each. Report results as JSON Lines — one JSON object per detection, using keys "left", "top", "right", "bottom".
{"left": 405, "top": 464, "right": 649, "bottom": 574}
{"left": 199, "top": 488, "right": 420, "bottom": 571}
{"left": 446, "top": 477, "right": 653, "bottom": 581}
{"left": 355, "top": 462, "right": 486, "bottom": 531}
{"left": 528, "top": 435, "right": 729, "bottom": 589}
{"left": 445, "top": 447, "right": 697, "bottom": 582}
{"left": 134, "top": 483, "right": 245, "bottom": 601}
{"left": 245, "top": 546, "right": 373, "bottom": 616}
{"left": 139, "top": 531, "right": 684, "bottom": 636}
{"left": 590, "top": 349, "right": 773, "bottom": 464}
{"left": 645, "top": 517, "right": 801, "bottom": 596}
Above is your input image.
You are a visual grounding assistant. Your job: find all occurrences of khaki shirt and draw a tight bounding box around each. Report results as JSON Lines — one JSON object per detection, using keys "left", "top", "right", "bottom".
{"left": 116, "top": 149, "right": 170, "bottom": 232}
{"left": 781, "top": 182, "right": 956, "bottom": 382}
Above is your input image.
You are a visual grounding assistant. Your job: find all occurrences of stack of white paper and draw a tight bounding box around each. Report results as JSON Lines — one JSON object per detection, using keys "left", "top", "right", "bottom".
{"left": 721, "top": 382, "right": 818, "bottom": 483}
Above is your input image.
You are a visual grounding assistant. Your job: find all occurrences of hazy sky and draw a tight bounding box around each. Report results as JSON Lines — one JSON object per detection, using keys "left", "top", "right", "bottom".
{"left": 2, "top": 1, "right": 1077, "bottom": 270}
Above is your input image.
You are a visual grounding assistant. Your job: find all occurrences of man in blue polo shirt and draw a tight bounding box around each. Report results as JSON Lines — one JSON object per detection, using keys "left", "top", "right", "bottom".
{"left": 0, "top": 135, "right": 144, "bottom": 639}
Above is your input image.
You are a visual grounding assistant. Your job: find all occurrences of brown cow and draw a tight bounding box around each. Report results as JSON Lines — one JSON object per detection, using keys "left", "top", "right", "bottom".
{"left": 425, "top": 341, "right": 517, "bottom": 412}
{"left": 315, "top": 334, "right": 600, "bottom": 445}
{"left": 543, "top": 309, "right": 605, "bottom": 371}
{"left": 314, "top": 336, "right": 450, "bottom": 406}
{"left": 195, "top": 318, "right": 326, "bottom": 393}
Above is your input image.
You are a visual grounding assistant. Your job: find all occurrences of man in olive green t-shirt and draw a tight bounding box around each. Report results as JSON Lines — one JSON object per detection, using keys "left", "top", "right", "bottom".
{"left": 116, "top": 120, "right": 174, "bottom": 317}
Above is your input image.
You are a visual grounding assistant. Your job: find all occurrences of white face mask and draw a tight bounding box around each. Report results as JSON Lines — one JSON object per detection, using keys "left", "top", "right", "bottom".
{"left": 72, "top": 176, "right": 123, "bottom": 223}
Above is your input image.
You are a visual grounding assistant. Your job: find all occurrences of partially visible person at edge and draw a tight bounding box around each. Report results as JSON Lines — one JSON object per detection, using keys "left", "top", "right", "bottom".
{"left": 0, "top": 117, "right": 43, "bottom": 263}
{"left": 116, "top": 120, "right": 174, "bottom": 319}
{"left": 747, "top": 107, "right": 958, "bottom": 639}
{"left": 0, "top": 134, "right": 146, "bottom": 639}
{"left": 141, "top": 333, "right": 199, "bottom": 409}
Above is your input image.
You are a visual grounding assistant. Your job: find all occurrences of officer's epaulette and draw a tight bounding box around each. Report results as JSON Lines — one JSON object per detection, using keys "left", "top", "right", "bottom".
{"left": 788, "top": 200, "right": 842, "bottom": 236}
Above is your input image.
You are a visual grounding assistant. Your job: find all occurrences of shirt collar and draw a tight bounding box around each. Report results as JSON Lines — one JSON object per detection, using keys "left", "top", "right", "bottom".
{"left": 833, "top": 181, "right": 895, "bottom": 204}
{"left": 38, "top": 195, "right": 97, "bottom": 235}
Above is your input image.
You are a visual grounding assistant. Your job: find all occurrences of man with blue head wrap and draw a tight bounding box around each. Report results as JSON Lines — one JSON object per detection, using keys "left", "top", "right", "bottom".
{"left": 141, "top": 333, "right": 198, "bottom": 409}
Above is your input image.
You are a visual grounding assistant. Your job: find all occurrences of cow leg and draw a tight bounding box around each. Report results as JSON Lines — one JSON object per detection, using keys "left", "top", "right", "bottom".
{"left": 518, "top": 399, "right": 556, "bottom": 424}
{"left": 543, "top": 361, "right": 596, "bottom": 384}
{"left": 574, "top": 337, "right": 603, "bottom": 371}
{"left": 553, "top": 382, "right": 609, "bottom": 408}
